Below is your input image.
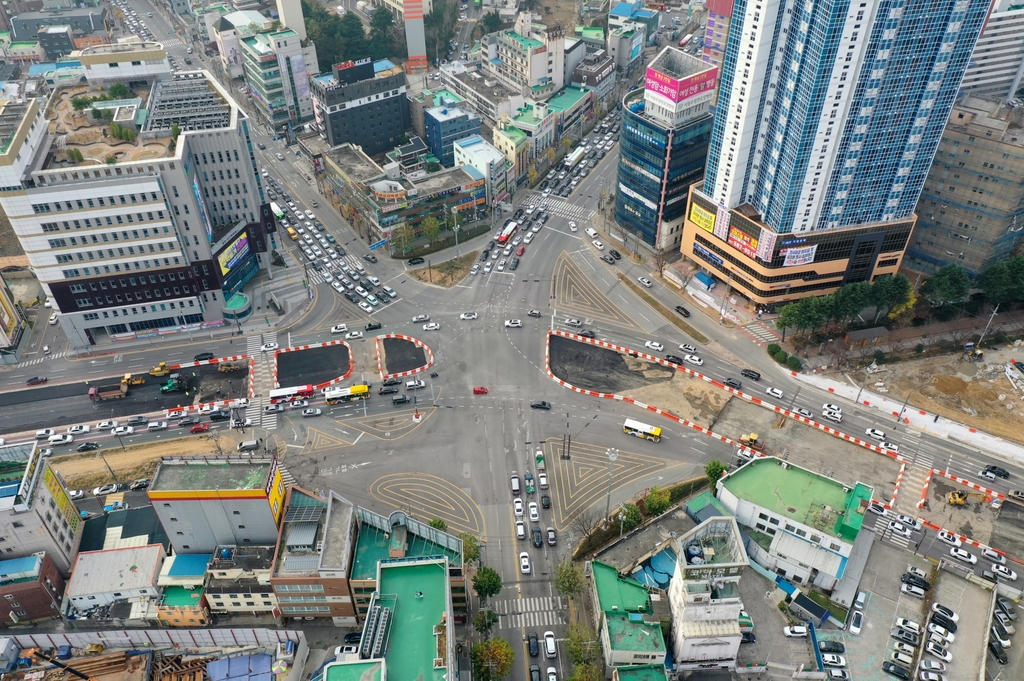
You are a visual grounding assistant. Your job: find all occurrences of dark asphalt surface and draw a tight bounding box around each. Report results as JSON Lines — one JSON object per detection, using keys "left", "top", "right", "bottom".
{"left": 277, "top": 345, "right": 351, "bottom": 387}
{"left": 382, "top": 338, "right": 426, "bottom": 374}
{"left": 548, "top": 334, "right": 675, "bottom": 392}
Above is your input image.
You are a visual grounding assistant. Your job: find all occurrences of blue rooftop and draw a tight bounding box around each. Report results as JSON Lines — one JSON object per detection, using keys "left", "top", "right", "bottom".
{"left": 374, "top": 59, "right": 398, "bottom": 72}
{"left": 611, "top": 2, "right": 637, "bottom": 17}
{"left": 168, "top": 553, "right": 212, "bottom": 577}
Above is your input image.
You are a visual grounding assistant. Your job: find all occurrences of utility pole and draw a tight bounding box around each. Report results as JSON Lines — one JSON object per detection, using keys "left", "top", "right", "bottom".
{"left": 976, "top": 303, "right": 1000, "bottom": 348}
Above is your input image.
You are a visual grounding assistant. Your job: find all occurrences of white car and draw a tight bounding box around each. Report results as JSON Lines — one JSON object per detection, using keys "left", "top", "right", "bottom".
{"left": 568, "top": 221, "right": 577, "bottom": 232}
{"left": 230, "top": 418, "right": 253, "bottom": 428}
{"left": 528, "top": 501, "right": 539, "bottom": 522}
{"left": 565, "top": 318, "right": 583, "bottom": 327}
{"left": 936, "top": 530, "right": 961, "bottom": 547}
{"left": 516, "top": 520, "right": 526, "bottom": 540}
{"left": 637, "top": 277, "right": 653, "bottom": 288}
{"left": 345, "top": 330, "right": 364, "bottom": 340}
{"left": 230, "top": 398, "right": 250, "bottom": 408}
{"left": 260, "top": 342, "right": 279, "bottom": 352}
{"left": 111, "top": 426, "right": 134, "bottom": 436}
{"left": 896, "top": 514, "right": 921, "bottom": 531}
{"left": 69, "top": 490, "right": 85, "bottom": 501}
{"left": 470, "top": 264, "right": 480, "bottom": 275}
{"left": 67, "top": 424, "right": 91, "bottom": 435}
{"left": 888, "top": 521, "right": 913, "bottom": 538}
{"left": 821, "top": 654, "right": 846, "bottom": 668}
{"left": 460, "top": 312, "right": 478, "bottom": 320}
{"left": 148, "top": 421, "right": 168, "bottom": 431}
{"left": 358, "top": 301, "right": 374, "bottom": 313}
{"left": 919, "top": 660, "right": 946, "bottom": 673}
{"left": 592, "top": 240, "right": 605, "bottom": 250}
{"left": 331, "top": 281, "right": 344, "bottom": 293}
{"left": 992, "top": 563, "right": 1018, "bottom": 581}
{"left": 925, "top": 641, "right": 952, "bottom": 663}
{"left": 412, "top": 314, "right": 430, "bottom": 323}
{"left": 865, "top": 428, "right": 886, "bottom": 440}
{"left": 783, "top": 626, "right": 807, "bottom": 637}
{"left": 423, "top": 322, "right": 441, "bottom": 331}
{"left": 514, "top": 498, "right": 524, "bottom": 517}
{"left": 948, "top": 547, "right": 977, "bottom": 564}
{"left": 823, "top": 403, "right": 843, "bottom": 413}
{"left": 97, "top": 420, "right": 119, "bottom": 430}
{"left": 765, "top": 387, "right": 784, "bottom": 399}
{"left": 290, "top": 400, "right": 309, "bottom": 408}
{"left": 167, "top": 410, "right": 186, "bottom": 420}
{"left": 849, "top": 610, "right": 863, "bottom": 636}
{"left": 484, "top": 262, "right": 493, "bottom": 273}
{"left": 644, "top": 341, "right": 664, "bottom": 352}
{"left": 497, "top": 259, "right": 507, "bottom": 271}
{"left": 331, "top": 324, "right": 348, "bottom": 334}
{"left": 880, "top": 441, "right": 900, "bottom": 453}
{"left": 794, "top": 407, "right": 813, "bottom": 418}
{"left": 519, "top": 551, "right": 531, "bottom": 574}
{"left": 505, "top": 319, "right": 523, "bottom": 328}
{"left": 680, "top": 343, "right": 697, "bottom": 353}
{"left": 684, "top": 354, "right": 703, "bottom": 366}
{"left": 927, "top": 624, "right": 955, "bottom": 644}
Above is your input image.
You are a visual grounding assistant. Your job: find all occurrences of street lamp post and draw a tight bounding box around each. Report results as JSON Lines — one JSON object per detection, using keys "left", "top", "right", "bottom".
{"left": 604, "top": 448, "right": 619, "bottom": 520}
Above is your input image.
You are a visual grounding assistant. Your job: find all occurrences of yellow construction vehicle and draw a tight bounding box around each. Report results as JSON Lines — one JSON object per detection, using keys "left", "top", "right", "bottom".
{"left": 947, "top": 490, "right": 989, "bottom": 506}
{"left": 219, "top": 361, "right": 243, "bottom": 373}
{"left": 738, "top": 433, "right": 766, "bottom": 452}
{"left": 121, "top": 373, "right": 145, "bottom": 385}
{"left": 149, "top": 361, "right": 170, "bottom": 377}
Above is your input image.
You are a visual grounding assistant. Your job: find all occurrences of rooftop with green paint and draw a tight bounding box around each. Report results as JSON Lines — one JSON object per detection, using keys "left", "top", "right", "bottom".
{"left": 606, "top": 611, "right": 667, "bottom": 652}
{"left": 351, "top": 514, "right": 461, "bottom": 580}
{"left": 614, "top": 664, "right": 668, "bottom": 681}
{"left": 547, "top": 86, "right": 591, "bottom": 113}
{"left": 504, "top": 31, "right": 544, "bottom": 50}
{"left": 151, "top": 457, "right": 273, "bottom": 491}
{"left": 160, "top": 584, "right": 205, "bottom": 607}
{"left": 719, "top": 457, "right": 872, "bottom": 541}
{"left": 325, "top": 660, "right": 383, "bottom": 681}
{"left": 495, "top": 124, "right": 528, "bottom": 143}
{"left": 592, "top": 560, "right": 651, "bottom": 613}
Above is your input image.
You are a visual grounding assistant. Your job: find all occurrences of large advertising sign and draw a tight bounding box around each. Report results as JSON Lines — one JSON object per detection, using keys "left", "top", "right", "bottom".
{"left": 217, "top": 233, "right": 252, "bottom": 275}
{"left": 645, "top": 67, "right": 717, "bottom": 103}
{"left": 44, "top": 467, "right": 80, "bottom": 534}
{"left": 756, "top": 229, "right": 777, "bottom": 262}
{"left": 782, "top": 244, "right": 818, "bottom": 267}
{"left": 728, "top": 225, "right": 759, "bottom": 259}
{"left": 630, "top": 32, "right": 644, "bottom": 61}
{"left": 689, "top": 203, "right": 715, "bottom": 233}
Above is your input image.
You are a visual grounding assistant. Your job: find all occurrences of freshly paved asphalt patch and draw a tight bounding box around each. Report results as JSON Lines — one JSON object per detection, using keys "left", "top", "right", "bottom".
{"left": 548, "top": 334, "right": 674, "bottom": 393}
{"left": 382, "top": 338, "right": 426, "bottom": 375}
{"left": 277, "top": 345, "right": 350, "bottom": 387}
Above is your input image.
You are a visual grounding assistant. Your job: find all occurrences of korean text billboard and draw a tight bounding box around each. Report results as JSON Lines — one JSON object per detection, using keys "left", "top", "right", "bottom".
{"left": 217, "top": 233, "right": 251, "bottom": 275}
{"left": 645, "top": 67, "right": 717, "bottom": 103}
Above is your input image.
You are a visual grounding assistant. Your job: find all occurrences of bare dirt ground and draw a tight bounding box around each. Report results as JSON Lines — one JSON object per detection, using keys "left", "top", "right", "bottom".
{"left": 851, "top": 343, "right": 1024, "bottom": 445}
{"left": 925, "top": 476, "right": 996, "bottom": 547}
{"left": 622, "top": 373, "right": 731, "bottom": 426}
{"left": 408, "top": 252, "right": 478, "bottom": 287}
{"left": 51, "top": 435, "right": 226, "bottom": 490}
{"left": 540, "top": 3, "right": 576, "bottom": 30}
{"left": 0, "top": 212, "right": 23, "bottom": 258}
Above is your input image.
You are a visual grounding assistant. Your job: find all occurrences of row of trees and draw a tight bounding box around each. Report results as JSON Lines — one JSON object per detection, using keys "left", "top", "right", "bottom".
{"left": 302, "top": 1, "right": 405, "bottom": 70}
{"left": 929, "top": 258, "right": 1024, "bottom": 308}
{"left": 71, "top": 83, "right": 131, "bottom": 112}
{"left": 775, "top": 274, "right": 913, "bottom": 338}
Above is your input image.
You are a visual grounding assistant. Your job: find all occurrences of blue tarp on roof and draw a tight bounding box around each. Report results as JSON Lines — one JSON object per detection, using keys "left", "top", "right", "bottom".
{"left": 208, "top": 654, "right": 273, "bottom": 681}
{"left": 168, "top": 553, "right": 212, "bottom": 577}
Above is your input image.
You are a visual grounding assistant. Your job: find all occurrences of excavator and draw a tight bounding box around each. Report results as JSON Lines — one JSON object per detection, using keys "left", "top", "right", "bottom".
{"left": 947, "top": 490, "right": 990, "bottom": 506}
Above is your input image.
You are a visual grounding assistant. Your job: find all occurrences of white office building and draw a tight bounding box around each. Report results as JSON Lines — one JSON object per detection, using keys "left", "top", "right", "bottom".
{"left": 960, "top": 0, "right": 1024, "bottom": 100}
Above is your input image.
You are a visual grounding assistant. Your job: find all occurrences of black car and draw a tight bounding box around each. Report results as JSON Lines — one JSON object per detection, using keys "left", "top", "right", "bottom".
{"left": 382, "top": 377, "right": 402, "bottom": 386}
{"left": 345, "top": 292, "right": 360, "bottom": 304}
{"left": 392, "top": 395, "right": 410, "bottom": 405}
{"left": 985, "top": 465, "right": 1010, "bottom": 479}
{"left": 539, "top": 181, "right": 549, "bottom": 190}
{"left": 377, "top": 292, "right": 391, "bottom": 303}
{"left": 129, "top": 478, "right": 151, "bottom": 491}
{"left": 209, "top": 410, "right": 231, "bottom": 421}
{"left": 194, "top": 352, "right": 215, "bottom": 362}
{"left": 528, "top": 632, "right": 539, "bottom": 656}
{"left": 723, "top": 378, "right": 742, "bottom": 389}
{"left": 408, "top": 257, "right": 425, "bottom": 266}
{"left": 344, "top": 632, "right": 361, "bottom": 645}
{"left": 930, "top": 612, "right": 957, "bottom": 632}
{"left": 27, "top": 376, "right": 47, "bottom": 385}
{"left": 76, "top": 442, "right": 100, "bottom": 452}
{"left": 541, "top": 494, "right": 550, "bottom": 509}
{"left": 740, "top": 631, "right": 756, "bottom": 644}
{"left": 366, "top": 321, "right": 383, "bottom": 331}
{"left": 364, "top": 254, "right": 379, "bottom": 264}
{"left": 609, "top": 249, "right": 622, "bottom": 260}
{"left": 335, "top": 246, "right": 347, "bottom": 256}
{"left": 379, "top": 386, "right": 399, "bottom": 395}
{"left": 740, "top": 369, "right": 762, "bottom": 381}
{"left": 901, "top": 573, "right": 931, "bottom": 590}
{"left": 514, "top": 209, "right": 525, "bottom": 220}
{"left": 532, "top": 527, "right": 543, "bottom": 547}
{"left": 480, "top": 250, "right": 490, "bottom": 261}
{"left": 890, "top": 628, "right": 919, "bottom": 646}
{"left": 675, "top": 305, "right": 691, "bottom": 317}
{"left": 818, "top": 641, "right": 845, "bottom": 654}
{"left": 257, "top": 142, "right": 266, "bottom": 150}
{"left": 126, "top": 416, "right": 149, "bottom": 426}
{"left": 600, "top": 255, "right": 616, "bottom": 264}
{"left": 881, "top": 661, "right": 910, "bottom": 680}
{"left": 665, "top": 355, "right": 684, "bottom": 365}
{"left": 509, "top": 258, "right": 520, "bottom": 271}
{"left": 989, "top": 639, "right": 1009, "bottom": 664}
{"left": 530, "top": 401, "right": 552, "bottom": 410}
{"left": 179, "top": 416, "right": 199, "bottom": 426}
{"left": 579, "top": 329, "right": 596, "bottom": 339}
{"left": 487, "top": 240, "right": 496, "bottom": 250}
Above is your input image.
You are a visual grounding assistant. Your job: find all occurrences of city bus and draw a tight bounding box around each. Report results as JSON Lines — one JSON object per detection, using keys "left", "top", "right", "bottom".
{"left": 678, "top": 33, "right": 693, "bottom": 47}
{"left": 623, "top": 418, "right": 662, "bottom": 442}
{"left": 496, "top": 220, "right": 519, "bottom": 245}
{"left": 268, "top": 384, "right": 316, "bottom": 404}
{"left": 474, "top": 0, "right": 481, "bottom": 6}
{"left": 270, "top": 202, "right": 285, "bottom": 221}
{"left": 324, "top": 384, "right": 370, "bottom": 404}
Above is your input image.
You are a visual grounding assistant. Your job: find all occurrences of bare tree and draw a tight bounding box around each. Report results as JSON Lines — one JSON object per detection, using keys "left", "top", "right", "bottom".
{"left": 652, "top": 249, "right": 673, "bottom": 276}
{"left": 569, "top": 508, "right": 602, "bottom": 542}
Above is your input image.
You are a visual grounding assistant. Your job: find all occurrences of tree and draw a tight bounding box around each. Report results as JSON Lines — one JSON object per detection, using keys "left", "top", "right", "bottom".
{"left": 108, "top": 82, "right": 129, "bottom": 99}
{"left": 471, "top": 638, "right": 515, "bottom": 681}
{"left": 705, "top": 459, "right": 727, "bottom": 487}
{"left": 920, "top": 264, "right": 970, "bottom": 306}
{"left": 426, "top": 161, "right": 442, "bottom": 172}
{"left": 105, "top": 155, "right": 117, "bottom": 164}
{"left": 474, "top": 608, "right": 499, "bottom": 636}
{"left": 619, "top": 502, "right": 642, "bottom": 531}
{"left": 545, "top": 146, "right": 556, "bottom": 162}
{"left": 420, "top": 216, "right": 441, "bottom": 243}
{"left": 429, "top": 518, "right": 448, "bottom": 531}
{"left": 560, "top": 137, "right": 574, "bottom": 152}
{"left": 459, "top": 531, "right": 480, "bottom": 563}
{"left": 979, "top": 256, "right": 1024, "bottom": 305}
{"left": 369, "top": 7, "right": 395, "bottom": 59}
{"left": 528, "top": 165, "right": 539, "bottom": 185}
{"left": 338, "top": 12, "right": 370, "bottom": 61}
{"left": 472, "top": 566, "right": 503, "bottom": 601}
{"left": 565, "top": 623, "right": 600, "bottom": 665}
{"left": 644, "top": 486, "right": 671, "bottom": 516}
{"left": 830, "top": 281, "right": 872, "bottom": 323}
{"left": 870, "top": 273, "right": 911, "bottom": 322}
{"left": 569, "top": 508, "right": 602, "bottom": 542}
{"left": 568, "top": 663, "right": 603, "bottom": 681}
{"left": 652, "top": 248, "right": 673, "bottom": 275}
{"left": 554, "top": 561, "right": 585, "bottom": 600}
{"left": 481, "top": 10, "right": 502, "bottom": 33}
{"left": 171, "top": 123, "right": 181, "bottom": 140}
{"left": 391, "top": 224, "right": 416, "bottom": 254}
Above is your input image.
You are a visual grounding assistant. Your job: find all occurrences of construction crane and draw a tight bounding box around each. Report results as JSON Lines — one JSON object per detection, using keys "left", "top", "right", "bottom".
{"left": 947, "top": 490, "right": 990, "bottom": 506}
{"left": 24, "top": 648, "right": 97, "bottom": 681}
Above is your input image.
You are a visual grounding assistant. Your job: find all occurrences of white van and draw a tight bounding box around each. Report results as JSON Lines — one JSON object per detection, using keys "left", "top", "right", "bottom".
{"left": 406, "top": 380, "right": 426, "bottom": 390}
{"left": 237, "top": 440, "right": 260, "bottom": 452}
{"left": 584, "top": 227, "right": 599, "bottom": 239}
{"left": 821, "top": 410, "right": 843, "bottom": 424}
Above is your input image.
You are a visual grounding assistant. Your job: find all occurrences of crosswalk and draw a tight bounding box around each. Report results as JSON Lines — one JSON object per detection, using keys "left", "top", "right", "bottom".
{"left": 742, "top": 321, "right": 780, "bottom": 344}
{"left": 19, "top": 351, "right": 66, "bottom": 366}
{"left": 162, "top": 38, "right": 184, "bottom": 49}
{"left": 492, "top": 596, "right": 568, "bottom": 629}
{"left": 247, "top": 332, "right": 279, "bottom": 430}
{"left": 541, "top": 198, "right": 597, "bottom": 222}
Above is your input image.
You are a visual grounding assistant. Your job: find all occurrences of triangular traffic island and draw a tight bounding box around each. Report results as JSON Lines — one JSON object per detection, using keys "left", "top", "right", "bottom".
{"left": 553, "top": 253, "right": 639, "bottom": 328}
{"left": 303, "top": 427, "right": 353, "bottom": 454}
{"left": 370, "top": 472, "right": 487, "bottom": 538}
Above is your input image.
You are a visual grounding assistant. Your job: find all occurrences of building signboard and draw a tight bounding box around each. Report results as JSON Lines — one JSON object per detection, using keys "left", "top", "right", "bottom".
{"left": 646, "top": 66, "right": 716, "bottom": 103}
{"left": 693, "top": 242, "right": 723, "bottom": 267}
{"left": 217, "top": 233, "right": 251, "bottom": 276}
{"left": 756, "top": 228, "right": 777, "bottom": 262}
{"left": 782, "top": 244, "right": 818, "bottom": 267}
{"left": 689, "top": 203, "right": 715, "bottom": 233}
{"left": 713, "top": 203, "right": 731, "bottom": 241}
{"left": 728, "top": 225, "right": 758, "bottom": 259}
{"left": 44, "top": 467, "right": 80, "bottom": 534}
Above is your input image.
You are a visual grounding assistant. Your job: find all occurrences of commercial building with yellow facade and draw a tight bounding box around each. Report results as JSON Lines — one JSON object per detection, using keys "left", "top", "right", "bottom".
{"left": 148, "top": 455, "right": 286, "bottom": 555}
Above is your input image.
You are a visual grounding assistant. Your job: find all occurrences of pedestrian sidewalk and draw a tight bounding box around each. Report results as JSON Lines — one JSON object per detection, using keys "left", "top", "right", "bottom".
{"left": 791, "top": 370, "right": 1024, "bottom": 465}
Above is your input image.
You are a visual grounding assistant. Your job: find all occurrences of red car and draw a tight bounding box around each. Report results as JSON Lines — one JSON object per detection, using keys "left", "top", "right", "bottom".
{"left": 516, "top": 246, "right": 525, "bottom": 256}
{"left": 473, "top": 386, "right": 488, "bottom": 395}
{"left": 190, "top": 423, "right": 211, "bottom": 433}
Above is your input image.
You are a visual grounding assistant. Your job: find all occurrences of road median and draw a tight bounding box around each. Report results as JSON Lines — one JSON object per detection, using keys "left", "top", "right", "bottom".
{"left": 615, "top": 274, "right": 710, "bottom": 345}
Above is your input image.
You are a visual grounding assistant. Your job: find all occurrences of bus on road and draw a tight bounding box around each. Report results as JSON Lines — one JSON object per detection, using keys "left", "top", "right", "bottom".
{"left": 324, "top": 384, "right": 370, "bottom": 404}
{"left": 496, "top": 220, "right": 519, "bottom": 245}
{"left": 623, "top": 418, "right": 662, "bottom": 442}
{"left": 270, "top": 202, "right": 285, "bottom": 220}
{"left": 269, "top": 384, "right": 315, "bottom": 404}
{"left": 678, "top": 33, "right": 693, "bottom": 47}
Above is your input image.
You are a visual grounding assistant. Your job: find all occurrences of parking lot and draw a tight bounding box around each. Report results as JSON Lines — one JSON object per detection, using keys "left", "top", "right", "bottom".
{"left": 930, "top": 568, "right": 989, "bottom": 680}
{"left": 381, "top": 337, "right": 426, "bottom": 375}
{"left": 276, "top": 345, "right": 351, "bottom": 387}
{"left": 734, "top": 563, "right": 814, "bottom": 671}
